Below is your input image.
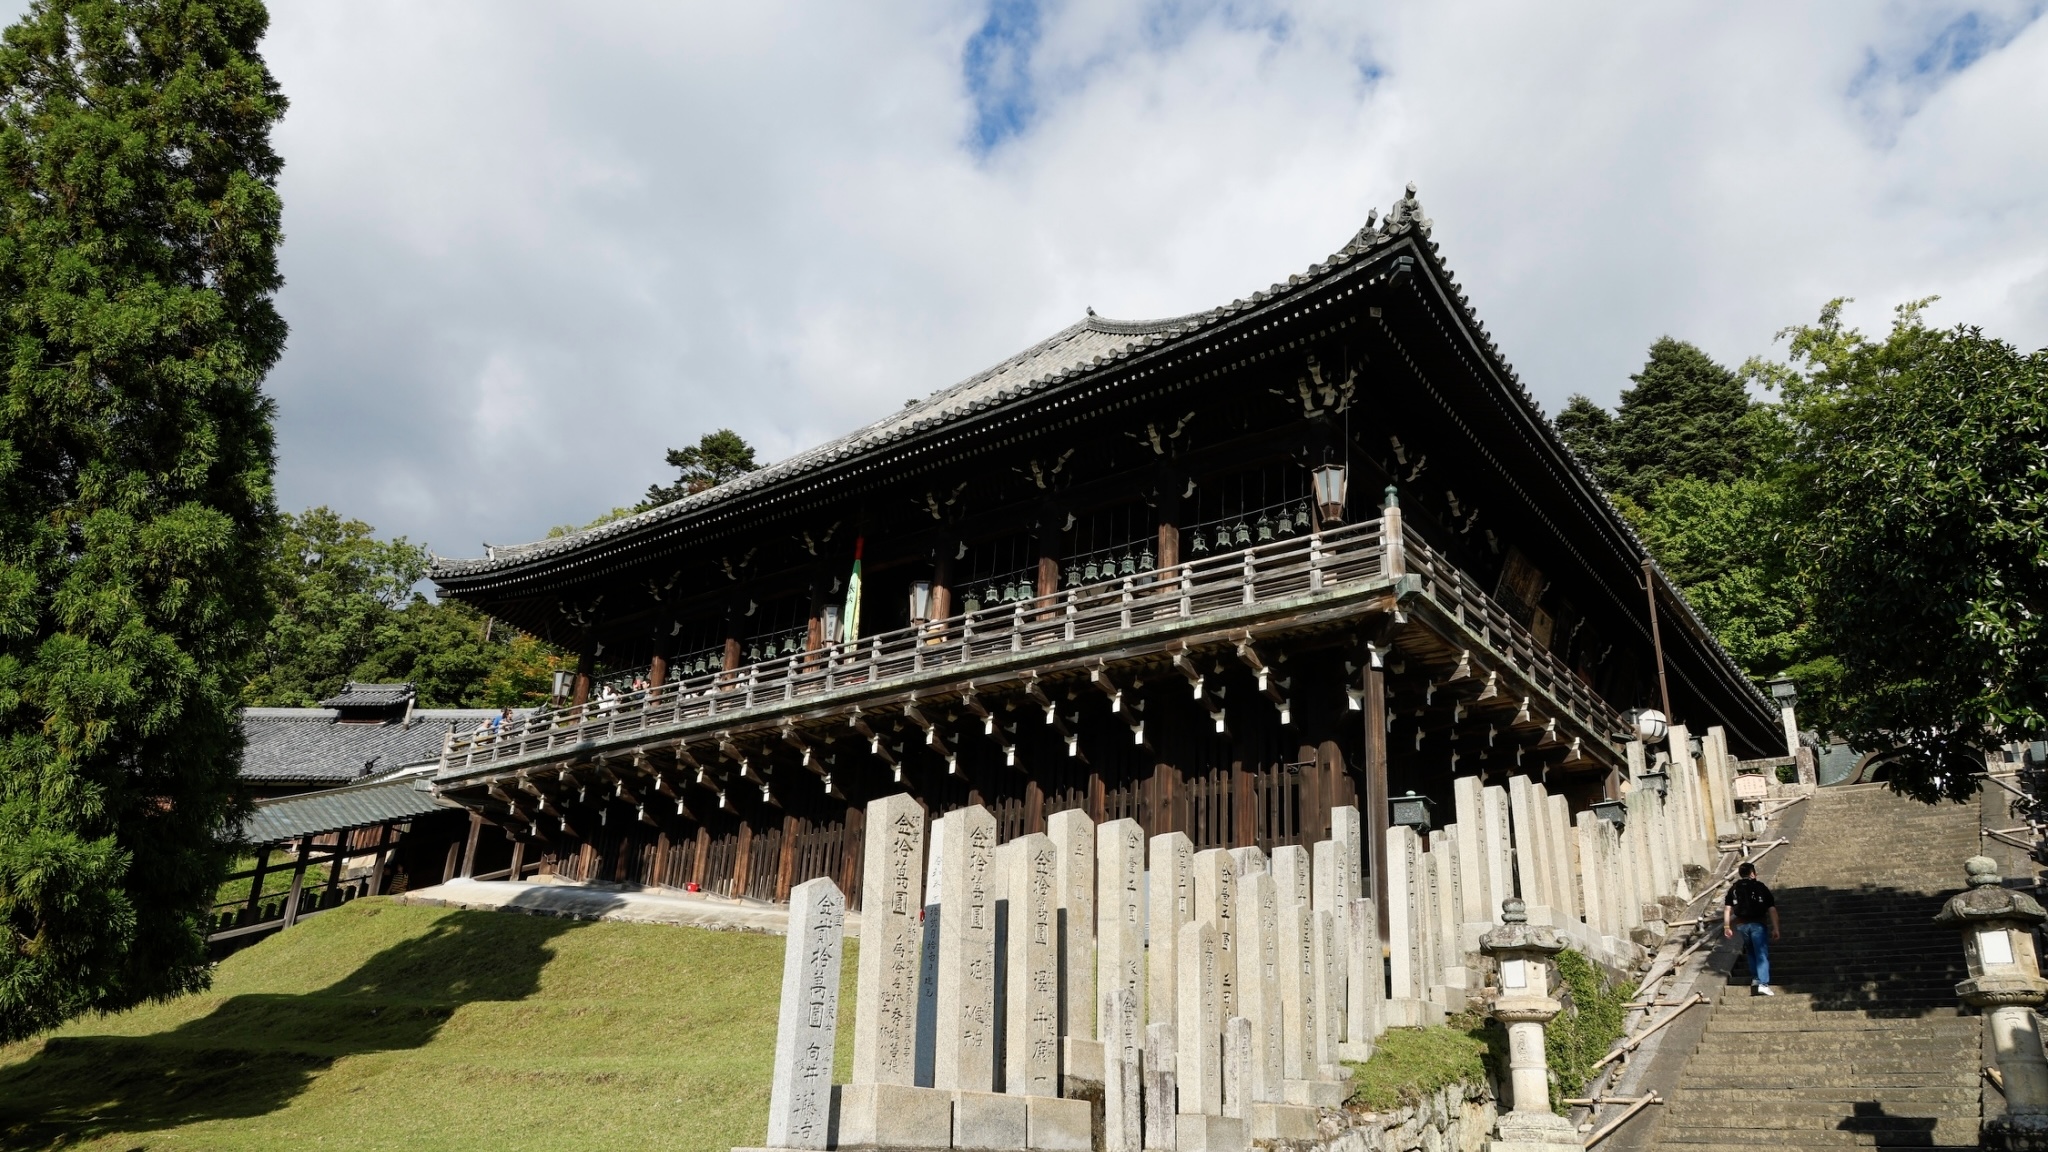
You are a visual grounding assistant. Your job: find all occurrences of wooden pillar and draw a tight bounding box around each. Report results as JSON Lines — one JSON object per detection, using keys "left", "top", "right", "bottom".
{"left": 571, "top": 647, "right": 594, "bottom": 708}
{"left": 1299, "top": 743, "right": 1327, "bottom": 845}
{"left": 776, "top": 814, "right": 799, "bottom": 901}
{"left": 507, "top": 836, "right": 526, "bottom": 884}
{"left": 652, "top": 830, "right": 670, "bottom": 887}
{"left": 691, "top": 826, "right": 711, "bottom": 888}
{"left": 1362, "top": 661, "right": 1391, "bottom": 937}
{"left": 442, "top": 840, "right": 461, "bottom": 885}
{"left": 648, "top": 650, "right": 669, "bottom": 688}
{"left": 367, "top": 824, "right": 393, "bottom": 896}
{"left": 932, "top": 549, "right": 955, "bottom": 623}
{"left": 321, "top": 837, "right": 345, "bottom": 907}
{"left": 1025, "top": 778, "right": 1046, "bottom": 835}
{"left": 1158, "top": 468, "right": 1182, "bottom": 575}
{"left": 733, "top": 822, "right": 755, "bottom": 900}
{"left": 460, "top": 813, "right": 483, "bottom": 879}
{"left": 244, "top": 845, "right": 272, "bottom": 915}
{"left": 723, "top": 604, "right": 743, "bottom": 673}
{"left": 281, "top": 839, "right": 313, "bottom": 928}
{"left": 839, "top": 805, "right": 866, "bottom": 907}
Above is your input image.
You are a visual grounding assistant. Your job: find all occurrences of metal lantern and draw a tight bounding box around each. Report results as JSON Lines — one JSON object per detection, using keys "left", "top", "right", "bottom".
{"left": 1688, "top": 734, "right": 1705, "bottom": 760}
{"left": 820, "top": 604, "right": 841, "bottom": 643}
{"left": 1936, "top": 857, "right": 2048, "bottom": 1137}
{"left": 908, "top": 580, "right": 933, "bottom": 624}
{"left": 1636, "top": 768, "right": 1670, "bottom": 798}
{"left": 1591, "top": 799, "right": 1627, "bottom": 829}
{"left": 1390, "top": 790, "right": 1435, "bottom": 833}
{"left": 550, "top": 669, "right": 576, "bottom": 702}
{"left": 1312, "top": 462, "right": 1349, "bottom": 526}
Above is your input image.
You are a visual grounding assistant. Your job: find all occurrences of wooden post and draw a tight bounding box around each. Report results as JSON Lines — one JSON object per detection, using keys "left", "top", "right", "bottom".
{"left": 507, "top": 836, "right": 526, "bottom": 884}
{"left": 1381, "top": 487, "right": 1405, "bottom": 577}
{"left": 839, "top": 804, "right": 866, "bottom": 909}
{"left": 571, "top": 647, "right": 594, "bottom": 708}
{"left": 1642, "top": 557, "right": 1674, "bottom": 724}
{"left": 649, "top": 651, "right": 668, "bottom": 688}
{"left": 1025, "top": 778, "right": 1046, "bottom": 835}
{"left": 442, "top": 841, "right": 460, "bottom": 884}
{"left": 368, "top": 825, "right": 392, "bottom": 896}
{"left": 776, "top": 815, "right": 799, "bottom": 902}
{"left": 1362, "top": 661, "right": 1391, "bottom": 937}
{"left": 281, "top": 839, "right": 313, "bottom": 928}
{"left": 932, "top": 549, "right": 955, "bottom": 623}
{"left": 460, "top": 813, "right": 483, "bottom": 879}
{"left": 1158, "top": 471, "right": 1182, "bottom": 580}
{"left": 733, "top": 822, "right": 756, "bottom": 900}
{"left": 652, "top": 831, "right": 670, "bottom": 887}
{"left": 320, "top": 836, "right": 345, "bottom": 909}
{"left": 244, "top": 845, "right": 272, "bottom": 916}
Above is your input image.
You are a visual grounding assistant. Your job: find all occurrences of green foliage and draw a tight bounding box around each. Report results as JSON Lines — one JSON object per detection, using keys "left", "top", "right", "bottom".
{"left": 1346, "top": 1013, "right": 1499, "bottom": 1112}
{"left": 1561, "top": 338, "right": 1763, "bottom": 505}
{"left": 545, "top": 505, "right": 637, "bottom": 539}
{"left": 643, "top": 428, "right": 759, "bottom": 507}
{"left": 1757, "top": 299, "right": 2048, "bottom": 799}
{"left": 243, "top": 507, "right": 425, "bottom": 706}
{"left": 243, "top": 507, "right": 571, "bottom": 710}
{"left": 1544, "top": 949, "right": 1627, "bottom": 1111}
{"left": 0, "top": 0, "right": 285, "bottom": 1042}
{"left": 0, "top": 900, "right": 858, "bottom": 1150}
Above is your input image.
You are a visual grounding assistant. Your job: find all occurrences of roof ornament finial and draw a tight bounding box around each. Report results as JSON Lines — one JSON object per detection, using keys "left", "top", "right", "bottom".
{"left": 1086, "top": 306, "right": 1096, "bottom": 317}
{"left": 1347, "top": 207, "right": 1380, "bottom": 251}
{"left": 1386, "top": 181, "right": 1432, "bottom": 237}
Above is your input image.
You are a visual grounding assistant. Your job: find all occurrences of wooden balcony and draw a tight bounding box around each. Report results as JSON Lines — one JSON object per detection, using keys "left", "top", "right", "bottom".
{"left": 436, "top": 516, "right": 1626, "bottom": 791}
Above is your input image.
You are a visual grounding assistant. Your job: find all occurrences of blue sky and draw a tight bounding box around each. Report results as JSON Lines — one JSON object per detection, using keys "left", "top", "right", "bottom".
{"left": 21, "top": 0, "right": 2039, "bottom": 560}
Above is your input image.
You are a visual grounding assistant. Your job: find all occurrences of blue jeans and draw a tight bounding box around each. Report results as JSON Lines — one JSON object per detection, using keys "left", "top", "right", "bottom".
{"left": 1736, "top": 922, "right": 1772, "bottom": 986}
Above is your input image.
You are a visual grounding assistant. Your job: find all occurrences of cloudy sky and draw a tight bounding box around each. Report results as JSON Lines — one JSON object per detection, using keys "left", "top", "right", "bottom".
{"left": 226, "top": 1, "right": 2048, "bottom": 559}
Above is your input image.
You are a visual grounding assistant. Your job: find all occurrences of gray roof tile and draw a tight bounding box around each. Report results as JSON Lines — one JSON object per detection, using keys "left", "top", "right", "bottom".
{"left": 239, "top": 707, "right": 511, "bottom": 784}
{"left": 243, "top": 774, "right": 454, "bottom": 844}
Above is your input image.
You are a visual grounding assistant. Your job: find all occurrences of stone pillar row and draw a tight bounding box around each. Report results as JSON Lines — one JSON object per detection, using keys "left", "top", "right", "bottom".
{"left": 749, "top": 750, "right": 1721, "bottom": 1152}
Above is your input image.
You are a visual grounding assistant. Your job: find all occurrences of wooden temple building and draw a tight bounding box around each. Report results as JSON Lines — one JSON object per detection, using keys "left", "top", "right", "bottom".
{"left": 427, "top": 185, "right": 1782, "bottom": 919}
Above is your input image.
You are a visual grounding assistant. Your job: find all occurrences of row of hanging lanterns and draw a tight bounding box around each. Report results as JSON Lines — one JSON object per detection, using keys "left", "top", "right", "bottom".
{"left": 1188, "top": 500, "right": 1316, "bottom": 554}
{"left": 1064, "top": 546, "right": 1157, "bottom": 588}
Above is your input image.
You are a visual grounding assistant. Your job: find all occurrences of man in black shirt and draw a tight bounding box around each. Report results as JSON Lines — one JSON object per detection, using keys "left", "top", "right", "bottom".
{"left": 1723, "top": 861, "right": 1781, "bottom": 995}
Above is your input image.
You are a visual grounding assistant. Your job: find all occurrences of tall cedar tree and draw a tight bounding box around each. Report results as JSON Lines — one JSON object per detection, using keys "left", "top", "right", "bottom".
{"left": 1765, "top": 301, "right": 2047, "bottom": 800}
{"left": 1558, "top": 337, "right": 1758, "bottom": 506}
{"left": 0, "top": 0, "right": 284, "bottom": 1040}
{"left": 643, "top": 428, "right": 758, "bottom": 506}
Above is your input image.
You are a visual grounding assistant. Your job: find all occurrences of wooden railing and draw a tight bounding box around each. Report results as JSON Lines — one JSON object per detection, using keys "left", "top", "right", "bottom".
{"left": 440, "top": 516, "right": 1620, "bottom": 774}
{"left": 1400, "top": 524, "right": 1622, "bottom": 739}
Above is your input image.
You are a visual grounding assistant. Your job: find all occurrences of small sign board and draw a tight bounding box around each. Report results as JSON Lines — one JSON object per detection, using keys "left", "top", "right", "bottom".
{"left": 1733, "top": 774, "right": 1769, "bottom": 801}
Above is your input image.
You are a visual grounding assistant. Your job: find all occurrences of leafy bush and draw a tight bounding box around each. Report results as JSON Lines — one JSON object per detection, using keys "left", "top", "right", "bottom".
{"left": 1346, "top": 1012, "right": 1500, "bottom": 1112}
{"left": 1544, "top": 949, "right": 1628, "bottom": 1110}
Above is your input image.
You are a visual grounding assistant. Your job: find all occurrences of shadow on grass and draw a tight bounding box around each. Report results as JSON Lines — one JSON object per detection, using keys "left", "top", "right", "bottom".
{"left": 0, "top": 900, "right": 618, "bottom": 1149}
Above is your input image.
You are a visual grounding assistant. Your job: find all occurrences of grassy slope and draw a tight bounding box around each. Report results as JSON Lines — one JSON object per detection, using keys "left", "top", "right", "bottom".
{"left": 0, "top": 900, "right": 856, "bottom": 1152}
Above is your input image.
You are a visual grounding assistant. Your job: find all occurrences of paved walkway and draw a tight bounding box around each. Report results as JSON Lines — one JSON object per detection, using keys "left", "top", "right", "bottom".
{"left": 395, "top": 878, "right": 859, "bottom": 936}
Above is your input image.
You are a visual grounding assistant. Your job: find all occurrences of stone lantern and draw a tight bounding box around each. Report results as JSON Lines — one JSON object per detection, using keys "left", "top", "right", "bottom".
{"left": 1936, "top": 856, "right": 2048, "bottom": 1147}
{"left": 1479, "top": 898, "right": 1578, "bottom": 1151}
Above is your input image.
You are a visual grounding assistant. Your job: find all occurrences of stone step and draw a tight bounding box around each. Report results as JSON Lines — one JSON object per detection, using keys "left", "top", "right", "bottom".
{"left": 1656, "top": 1124, "right": 1979, "bottom": 1147}
{"left": 1660, "top": 1110, "right": 1978, "bottom": 1131}
{"left": 1685, "top": 1042, "right": 1978, "bottom": 1060}
{"left": 1675, "top": 1072, "right": 1980, "bottom": 1090}
{"left": 1667, "top": 1087, "right": 1980, "bottom": 1106}
{"left": 1700, "top": 1018, "right": 1977, "bottom": 1033}
{"left": 1663, "top": 1102, "right": 1977, "bottom": 1123}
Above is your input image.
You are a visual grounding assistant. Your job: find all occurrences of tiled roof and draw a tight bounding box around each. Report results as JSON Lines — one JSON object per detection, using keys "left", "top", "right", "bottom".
{"left": 239, "top": 707, "right": 510, "bottom": 785}
{"left": 436, "top": 307, "right": 1216, "bottom": 578}
{"left": 317, "top": 682, "right": 417, "bottom": 709}
{"left": 243, "top": 773, "right": 455, "bottom": 845}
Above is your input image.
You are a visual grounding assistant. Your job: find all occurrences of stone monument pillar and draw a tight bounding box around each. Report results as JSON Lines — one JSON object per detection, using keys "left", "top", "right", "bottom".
{"left": 1479, "top": 898, "right": 1577, "bottom": 1152}
{"left": 1937, "top": 856, "right": 2048, "bottom": 1148}
{"left": 1098, "top": 818, "right": 1145, "bottom": 1035}
{"left": 766, "top": 877, "right": 846, "bottom": 1150}
{"left": 936, "top": 805, "right": 999, "bottom": 1092}
{"left": 1005, "top": 832, "right": 1060, "bottom": 1098}
{"left": 853, "top": 792, "right": 925, "bottom": 1086}
{"left": 1149, "top": 831, "right": 1194, "bottom": 1027}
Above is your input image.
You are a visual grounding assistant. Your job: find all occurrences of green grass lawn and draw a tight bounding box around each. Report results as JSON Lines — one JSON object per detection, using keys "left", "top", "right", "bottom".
{"left": 0, "top": 899, "right": 856, "bottom": 1152}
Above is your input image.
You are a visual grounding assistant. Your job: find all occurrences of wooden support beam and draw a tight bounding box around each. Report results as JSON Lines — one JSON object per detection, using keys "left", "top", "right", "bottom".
{"left": 460, "top": 814, "right": 483, "bottom": 879}
{"left": 244, "top": 845, "right": 272, "bottom": 916}
{"left": 283, "top": 839, "right": 314, "bottom": 928}
{"left": 1363, "top": 659, "right": 1391, "bottom": 938}
{"left": 1233, "top": 635, "right": 1290, "bottom": 725}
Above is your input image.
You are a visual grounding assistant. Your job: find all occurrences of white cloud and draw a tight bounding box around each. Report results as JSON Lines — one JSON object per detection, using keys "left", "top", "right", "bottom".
{"left": 239, "top": 0, "right": 2047, "bottom": 556}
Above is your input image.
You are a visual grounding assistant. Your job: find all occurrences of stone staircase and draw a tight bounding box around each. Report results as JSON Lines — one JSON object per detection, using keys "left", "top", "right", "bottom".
{"left": 1648, "top": 783, "right": 1984, "bottom": 1151}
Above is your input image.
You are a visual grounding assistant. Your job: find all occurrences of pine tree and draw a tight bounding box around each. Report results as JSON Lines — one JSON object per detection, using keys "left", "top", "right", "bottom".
{"left": 1553, "top": 394, "right": 1617, "bottom": 489}
{"left": 643, "top": 428, "right": 759, "bottom": 506}
{"left": 0, "top": 0, "right": 285, "bottom": 1041}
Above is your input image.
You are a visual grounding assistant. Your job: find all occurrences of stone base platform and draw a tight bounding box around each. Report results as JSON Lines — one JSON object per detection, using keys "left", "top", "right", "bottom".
{"left": 397, "top": 877, "right": 861, "bottom": 936}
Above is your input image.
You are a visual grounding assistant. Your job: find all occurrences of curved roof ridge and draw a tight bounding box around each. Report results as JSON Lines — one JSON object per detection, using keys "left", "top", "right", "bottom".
{"left": 444, "top": 306, "right": 1227, "bottom": 574}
